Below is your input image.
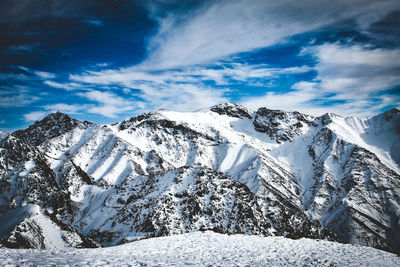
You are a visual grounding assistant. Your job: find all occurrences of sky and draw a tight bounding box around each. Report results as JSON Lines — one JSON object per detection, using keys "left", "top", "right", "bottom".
{"left": 1, "top": 0, "right": 400, "bottom": 131}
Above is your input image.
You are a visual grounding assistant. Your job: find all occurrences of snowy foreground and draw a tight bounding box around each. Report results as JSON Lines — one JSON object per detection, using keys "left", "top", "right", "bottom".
{"left": 1, "top": 232, "right": 399, "bottom": 266}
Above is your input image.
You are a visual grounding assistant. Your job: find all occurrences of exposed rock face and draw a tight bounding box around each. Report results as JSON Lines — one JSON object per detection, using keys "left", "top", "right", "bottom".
{"left": 0, "top": 135, "right": 71, "bottom": 218}
{"left": 77, "top": 166, "right": 335, "bottom": 246}
{"left": 12, "top": 112, "right": 92, "bottom": 147}
{"left": 211, "top": 103, "right": 252, "bottom": 119}
{"left": 1, "top": 105, "right": 399, "bottom": 253}
{"left": 253, "top": 107, "right": 315, "bottom": 143}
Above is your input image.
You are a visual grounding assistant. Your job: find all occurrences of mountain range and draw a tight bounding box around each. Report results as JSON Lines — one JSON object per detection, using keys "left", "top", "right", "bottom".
{"left": 0, "top": 103, "right": 399, "bottom": 253}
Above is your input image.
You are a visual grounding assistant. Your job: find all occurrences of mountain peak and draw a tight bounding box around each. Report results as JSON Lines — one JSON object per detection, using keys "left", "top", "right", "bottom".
{"left": 388, "top": 107, "right": 400, "bottom": 113}
{"left": 382, "top": 108, "right": 400, "bottom": 120}
{"left": 46, "top": 111, "right": 71, "bottom": 121}
{"left": 317, "top": 112, "right": 342, "bottom": 126}
{"left": 12, "top": 112, "right": 93, "bottom": 146}
{"left": 210, "top": 102, "right": 252, "bottom": 119}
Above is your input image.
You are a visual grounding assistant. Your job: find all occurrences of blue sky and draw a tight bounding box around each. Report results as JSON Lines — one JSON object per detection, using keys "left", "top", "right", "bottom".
{"left": 1, "top": 0, "right": 399, "bottom": 131}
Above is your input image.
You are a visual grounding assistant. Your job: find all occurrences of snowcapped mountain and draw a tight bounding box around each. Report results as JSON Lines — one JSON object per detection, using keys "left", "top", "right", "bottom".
{"left": 12, "top": 111, "right": 93, "bottom": 147}
{"left": 1, "top": 103, "right": 399, "bottom": 253}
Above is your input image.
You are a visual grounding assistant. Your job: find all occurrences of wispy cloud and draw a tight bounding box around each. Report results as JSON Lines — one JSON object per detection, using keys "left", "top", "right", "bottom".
{"left": 0, "top": 67, "right": 52, "bottom": 110}
{"left": 34, "top": 71, "right": 56, "bottom": 79}
{"left": 43, "top": 80, "right": 81, "bottom": 90}
{"left": 4, "top": 0, "right": 398, "bottom": 127}
{"left": 24, "top": 111, "right": 46, "bottom": 122}
{"left": 18, "top": 66, "right": 56, "bottom": 80}
{"left": 0, "top": 87, "right": 40, "bottom": 107}
{"left": 142, "top": 0, "right": 399, "bottom": 69}
{"left": 78, "top": 90, "right": 127, "bottom": 105}
{"left": 77, "top": 90, "right": 135, "bottom": 118}
{"left": 83, "top": 19, "right": 103, "bottom": 26}
{"left": 243, "top": 43, "right": 400, "bottom": 116}
{"left": 70, "top": 62, "right": 310, "bottom": 86}
{"left": 68, "top": 62, "right": 311, "bottom": 113}
{"left": 302, "top": 43, "right": 400, "bottom": 96}
{"left": 43, "top": 103, "right": 86, "bottom": 114}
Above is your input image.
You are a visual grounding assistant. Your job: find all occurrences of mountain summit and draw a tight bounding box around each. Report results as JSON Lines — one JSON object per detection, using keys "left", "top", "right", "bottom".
{"left": 12, "top": 112, "right": 92, "bottom": 146}
{"left": 1, "top": 105, "right": 399, "bottom": 253}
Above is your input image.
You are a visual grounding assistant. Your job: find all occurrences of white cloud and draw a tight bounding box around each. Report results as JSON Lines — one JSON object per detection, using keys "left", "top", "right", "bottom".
{"left": 18, "top": 66, "right": 56, "bottom": 80}
{"left": 142, "top": 0, "right": 399, "bottom": 69}
{"left": 0, "top": 72, "right": 31, "bottom": 82}
{"left": 44, "top": 103, "right": 85, "bottom": 114}
{"left": 34, "top": 71, "right": 56, "bottom": 79}
{"left": 77, "top": 90, "right": 135, "bottom": 118}
{"left": 44, "top": 80, "right": 82, "bottom": 90}
{"left": 70, "top": 62, "right": 305, "bottom": 112}
{"left": 302, "top": 43, "right": 400, "bottom": 96}
{"left": 63, "top": 0, "right": 399, "bottom": 118}
{"left": 241, "top": 85, "right": 395, "bottom": 117}
{"left": 66, "top": 41, "right": 400, "bottom": 117}
{"left": 0, "top": 90, "right": 40, "bottom": 107}
{"left": 87, "top": 105, "right": 127, "bottom": 118}
{"left": 24, "top": 111, "right": 47, "bottom": 122}
{"left": 243, "top": 43, "right": 400, "bottom": 117}
{"left": 242, "top": 81, "right": 322, "bottom": 114}
{"left": 78, "top": 90, "right": 129, "bottom": 105}
{"left": 95, "top": 62, "right": 110, "bottom": 67}
{"left": 138, "top": 83, "right": 228, "bottom": 112}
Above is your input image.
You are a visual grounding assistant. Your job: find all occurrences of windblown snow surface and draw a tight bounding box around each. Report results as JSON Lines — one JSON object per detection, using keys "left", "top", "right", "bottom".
{"left": 0, "top": 231, "right": 399, "bottom": 266}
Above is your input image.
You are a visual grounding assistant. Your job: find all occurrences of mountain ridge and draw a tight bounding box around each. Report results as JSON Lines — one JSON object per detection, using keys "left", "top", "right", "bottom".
{"left": 1, "top": 103, "right": 399, "bottom": 253}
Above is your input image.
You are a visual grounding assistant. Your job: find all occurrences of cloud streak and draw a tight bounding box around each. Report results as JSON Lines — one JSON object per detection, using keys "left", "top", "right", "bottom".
{"left": 83, "top": 19, "right": 103, "bottom": 26}
{"left": 43, "top": 103, "right": 86, "bottom": 114}
{"left": 77, "top": 90, "right": 135, "bottom": 118}
{"left": 303, "top": 43, "right": 400, "bottom": 96}
{"left": 24, "top": 111, "right": 46, "bottom": 122}
{"left": 3, "top": 0, "right": 399, "bottom": 127}
{"left": 43, "top": 80, "right": 82, "bottom": 91}
{"left": 243, "top": 43, "right": 400, "bottom": 116}
{"left": 18, "top": 66, "right": 56, "bottom": 80}
{"left": 142, "top": 0, "right": 399, "bottom": 69}
{"left": 68, "top": 62, "right": 311, "bottom": 114}
{"left": 0, "top": 86, "right": 40, "bottom": 107}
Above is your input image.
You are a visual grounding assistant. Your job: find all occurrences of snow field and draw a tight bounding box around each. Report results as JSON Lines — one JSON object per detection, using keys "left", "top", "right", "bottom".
{"left": 1, "top": 231, "right": 399, "bottom": 266}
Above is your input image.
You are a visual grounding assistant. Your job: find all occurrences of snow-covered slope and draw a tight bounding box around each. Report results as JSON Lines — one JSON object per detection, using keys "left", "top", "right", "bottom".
{"left": 0, "top": 205, "right": 99, "bottom": 248}
{"left": 1, "top": 231, "right": 399, "bottom": 266}
{"left": 0, "top": 135, "right": 99, "bottom": 249}
{"left": 74, "top": 166, "right": 331, "bottom": 246}
{"left": 0, "top": 135, "right": 71, "bottom": 217}
{"left": 1, "top": 103, "right": 399, "bottom": 253}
